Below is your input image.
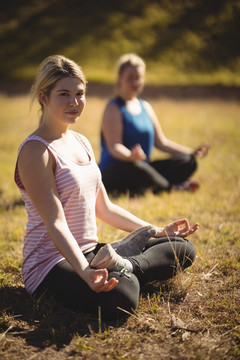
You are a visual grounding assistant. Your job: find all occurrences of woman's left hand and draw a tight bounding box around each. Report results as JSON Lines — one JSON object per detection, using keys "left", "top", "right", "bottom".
{"left": 157, "top": 219, "right": 199, "bottom": 238}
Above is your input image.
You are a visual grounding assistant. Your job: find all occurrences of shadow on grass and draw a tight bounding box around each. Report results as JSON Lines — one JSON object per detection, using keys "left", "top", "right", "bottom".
{"left": 0, "top": 285, "right": 127, "bottom": 350}
{"left": 0, "top": 281, "right": 182, "bottom": 349}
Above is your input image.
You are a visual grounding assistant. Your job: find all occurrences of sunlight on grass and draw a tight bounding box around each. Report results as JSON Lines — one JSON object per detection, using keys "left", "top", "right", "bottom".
{"left": 1, "top": 92, "right": 239, "bottom": 245}
{"left": 0, "top": 92, "right": 239, "bottom": 359}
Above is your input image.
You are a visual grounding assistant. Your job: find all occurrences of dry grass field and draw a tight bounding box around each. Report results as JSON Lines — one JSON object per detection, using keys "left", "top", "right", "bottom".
{"left": 0, "top": 91, "right": 239, "bottom": 359}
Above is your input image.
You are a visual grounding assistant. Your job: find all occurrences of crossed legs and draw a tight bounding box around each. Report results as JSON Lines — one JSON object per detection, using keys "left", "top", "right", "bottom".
{"left": 129, "top": 236, "right": 196, "bottom": 285}
{"left": 34, "top": 237, "right": 195, "bottom": 320}
{"left": 101, "top": 154, "right": 197, "bottom": 195}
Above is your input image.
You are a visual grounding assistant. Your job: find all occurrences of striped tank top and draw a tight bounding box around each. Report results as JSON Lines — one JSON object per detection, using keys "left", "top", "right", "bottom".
{"left": 14, "top": 131, "right": 101, "bottom": 294}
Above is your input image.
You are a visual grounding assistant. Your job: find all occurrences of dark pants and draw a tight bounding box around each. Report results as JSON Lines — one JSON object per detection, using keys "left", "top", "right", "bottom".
{"left": 101, "top": 154, "right": 197, "bottom": 195}
{"left": 34, "top": 237, "right": 196, "bottom": 320}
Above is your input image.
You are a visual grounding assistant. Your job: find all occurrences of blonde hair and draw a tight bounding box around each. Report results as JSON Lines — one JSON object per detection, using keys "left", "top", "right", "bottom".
{"left": 31, "top": 55, "right": 87, "bottom": 119}
{"left": 117, "top": 53, "right": 146, "bottom": 77}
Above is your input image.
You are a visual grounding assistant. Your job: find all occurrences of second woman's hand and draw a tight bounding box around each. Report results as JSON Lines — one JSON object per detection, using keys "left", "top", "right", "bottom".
{"left": 130, "top": 144, "right": 147, "bottom": 161}
{"left": 82, "top": 267, "right": 118, "bottom": 293}
{"left": 193, "top": 144, "right": 210, "bottom": 158}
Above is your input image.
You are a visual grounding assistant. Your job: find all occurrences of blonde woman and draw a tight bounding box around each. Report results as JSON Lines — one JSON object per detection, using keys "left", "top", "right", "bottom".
{"left": 99, "top": 53, "right": 209, "bottom": 196}
{"left": 15, "top": 55, "right": 198, "bottom": 320}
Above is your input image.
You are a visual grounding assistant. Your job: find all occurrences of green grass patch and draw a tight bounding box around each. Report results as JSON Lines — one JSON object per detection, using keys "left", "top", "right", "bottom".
{"left": 0, "top": 92, "right": 239, "bottom": 359}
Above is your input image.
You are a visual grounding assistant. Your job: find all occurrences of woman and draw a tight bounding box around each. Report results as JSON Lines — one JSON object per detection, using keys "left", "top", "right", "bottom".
{"left": 15, "top": 55, "right": 198, "bottom": 320}
{"left": 99, "top": 53, "right": 209, "bottom": 196}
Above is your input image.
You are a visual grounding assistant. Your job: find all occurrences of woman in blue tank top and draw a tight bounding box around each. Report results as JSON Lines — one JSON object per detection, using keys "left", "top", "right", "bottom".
{"left": 99, "top": 54, "right": 210, "bottom": 196}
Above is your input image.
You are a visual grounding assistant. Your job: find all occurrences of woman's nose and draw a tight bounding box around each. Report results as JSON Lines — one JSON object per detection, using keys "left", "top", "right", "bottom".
{"left": 69, "top": 96, "right": 78, "bottom": 106}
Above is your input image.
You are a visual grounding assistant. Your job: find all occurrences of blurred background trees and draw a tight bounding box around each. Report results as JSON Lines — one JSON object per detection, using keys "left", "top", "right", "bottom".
{"left": 1, "top": 0, "right": 240, "bottom": 84}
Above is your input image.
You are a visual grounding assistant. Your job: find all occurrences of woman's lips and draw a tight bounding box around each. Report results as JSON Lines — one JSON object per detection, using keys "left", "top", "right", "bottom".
{"left": 66, "top": 111, "right": 79, "bottom": 116}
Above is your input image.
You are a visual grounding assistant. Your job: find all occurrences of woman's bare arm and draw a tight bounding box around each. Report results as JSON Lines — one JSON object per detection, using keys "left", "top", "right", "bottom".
{"left": 18, "top": 141, "right": 118, "bottom": 292}
{"left": 102, "top": 103, "right": 146, "bottom": 161}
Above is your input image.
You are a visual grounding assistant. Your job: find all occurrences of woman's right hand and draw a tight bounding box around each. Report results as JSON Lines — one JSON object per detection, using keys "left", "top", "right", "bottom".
{"left": 130, "top": 144, "right": 147, "bottom": 161}
{"left": 82, "top": 267, "right": 118, "bottom": 293}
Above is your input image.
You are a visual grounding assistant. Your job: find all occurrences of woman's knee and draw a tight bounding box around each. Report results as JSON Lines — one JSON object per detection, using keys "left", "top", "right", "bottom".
{"left": 176, "top": 240, "right": 196, "bottom": 269}
{"left": 76, "top": 273, "right": 139, "bottom": 320}
{"left": 104, "top": 272, "right": 140, "bottom": 318}
{"left": 134, "top": 161, "right": 170, "bottom": 191}
{"left": 184, "top": 154, "right": 198, "bottom": 173}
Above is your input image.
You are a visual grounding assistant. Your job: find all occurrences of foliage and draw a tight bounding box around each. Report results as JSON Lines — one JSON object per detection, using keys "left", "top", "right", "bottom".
{"left": 1, "top": 0, "right": 240, "bottom": 84}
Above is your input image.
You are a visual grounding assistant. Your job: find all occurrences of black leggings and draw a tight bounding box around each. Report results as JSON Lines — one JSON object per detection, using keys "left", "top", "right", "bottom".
{"left": 101, "top": 154, "right": 197, "bottom": 195}
{"left": 34, "top": 237, "right": 196, "bottom": 320}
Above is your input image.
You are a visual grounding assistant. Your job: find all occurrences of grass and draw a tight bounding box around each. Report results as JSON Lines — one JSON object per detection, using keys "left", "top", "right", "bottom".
{"left": 0, "top": 91, "right": 240, "bottom": 359}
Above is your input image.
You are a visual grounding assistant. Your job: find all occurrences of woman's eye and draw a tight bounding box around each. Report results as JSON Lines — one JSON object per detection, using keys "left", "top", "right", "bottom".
{"left": 58, "top": 91, "right": 84, "bottom": 97}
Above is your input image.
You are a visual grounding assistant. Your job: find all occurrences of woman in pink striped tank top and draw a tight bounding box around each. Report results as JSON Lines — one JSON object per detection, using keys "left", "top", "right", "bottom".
{"left": 15, "top": 55, "right": 199, "bottom": 320}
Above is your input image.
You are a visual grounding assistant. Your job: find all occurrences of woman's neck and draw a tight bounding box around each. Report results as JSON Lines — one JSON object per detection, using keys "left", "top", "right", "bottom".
{"left": 116, "top": 94, "right": 137, "bottom": 104}
{"left": 33, "top": 120, "right": 69, "bottom": 142}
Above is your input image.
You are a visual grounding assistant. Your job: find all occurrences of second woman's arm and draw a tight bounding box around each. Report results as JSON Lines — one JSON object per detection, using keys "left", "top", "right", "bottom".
{"left": 102, "top": 103, "right": 146, "bottom": 161}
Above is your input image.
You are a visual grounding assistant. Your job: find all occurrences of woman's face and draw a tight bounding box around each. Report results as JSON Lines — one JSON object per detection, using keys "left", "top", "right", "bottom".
{"left": 41, "top": 77, "right": 86, "bottom": 125}
{"left": 118, "top": 65, "right": 145, "bottom": 98}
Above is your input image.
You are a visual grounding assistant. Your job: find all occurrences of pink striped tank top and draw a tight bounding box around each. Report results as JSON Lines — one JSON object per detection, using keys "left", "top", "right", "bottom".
{"left": 14, "top": 131, "right": 101, "bottom": 294}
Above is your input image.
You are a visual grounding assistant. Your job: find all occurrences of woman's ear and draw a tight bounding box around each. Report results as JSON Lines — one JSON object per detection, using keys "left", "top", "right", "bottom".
{"left": 38, "top": 91, "right": 48, "bottom": 106}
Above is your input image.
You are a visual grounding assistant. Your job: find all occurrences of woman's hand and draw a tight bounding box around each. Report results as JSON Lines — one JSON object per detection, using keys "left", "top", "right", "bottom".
{"left": 155, "top": 219, "right": 199, "bottom": 238}
{"left": 193, "top": 144, "right": 210, "bottom": 158}
{"left": 82, "top": 267, "right": 118, "bottom": 293}
{"left": 130, "top": 144, "right": 147, "bottom": 161}
{"left": 164, "top": 219, "right": 199, "bottom": 238}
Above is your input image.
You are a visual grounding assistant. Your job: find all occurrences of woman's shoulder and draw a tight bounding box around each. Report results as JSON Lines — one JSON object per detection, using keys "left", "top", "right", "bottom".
{"left": 102, "top": 99, "right": 123, "bottom": 124}
{"left": 138, "top": 98, "right": 150, "bottom": 107}
{"left": 20, "top": 136, "right": 49, "bottom": 156}
{"left": 17, "top": 135, "right": 52, "bottom": 164}
{"left": 107, "top": 97, "right": 125, "bottom": 108}
{"left": 19, "top": 134, "right": 48, "bottom": 149}
{"left": 139, "top": 98, "right": 154, "bottom": 114}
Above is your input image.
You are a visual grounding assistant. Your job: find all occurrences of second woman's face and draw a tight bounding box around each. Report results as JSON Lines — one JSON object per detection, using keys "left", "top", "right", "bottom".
{"left": 118, "top": 65, "right": 145, "bottom": 98}
{"left": 44, "top": 77, "right": 86, "bottom": 125}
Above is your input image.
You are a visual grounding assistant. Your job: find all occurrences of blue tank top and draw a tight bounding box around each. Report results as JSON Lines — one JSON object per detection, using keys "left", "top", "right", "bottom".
{"left": 99, "top": 98, "right": 154, "bottom": 171}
